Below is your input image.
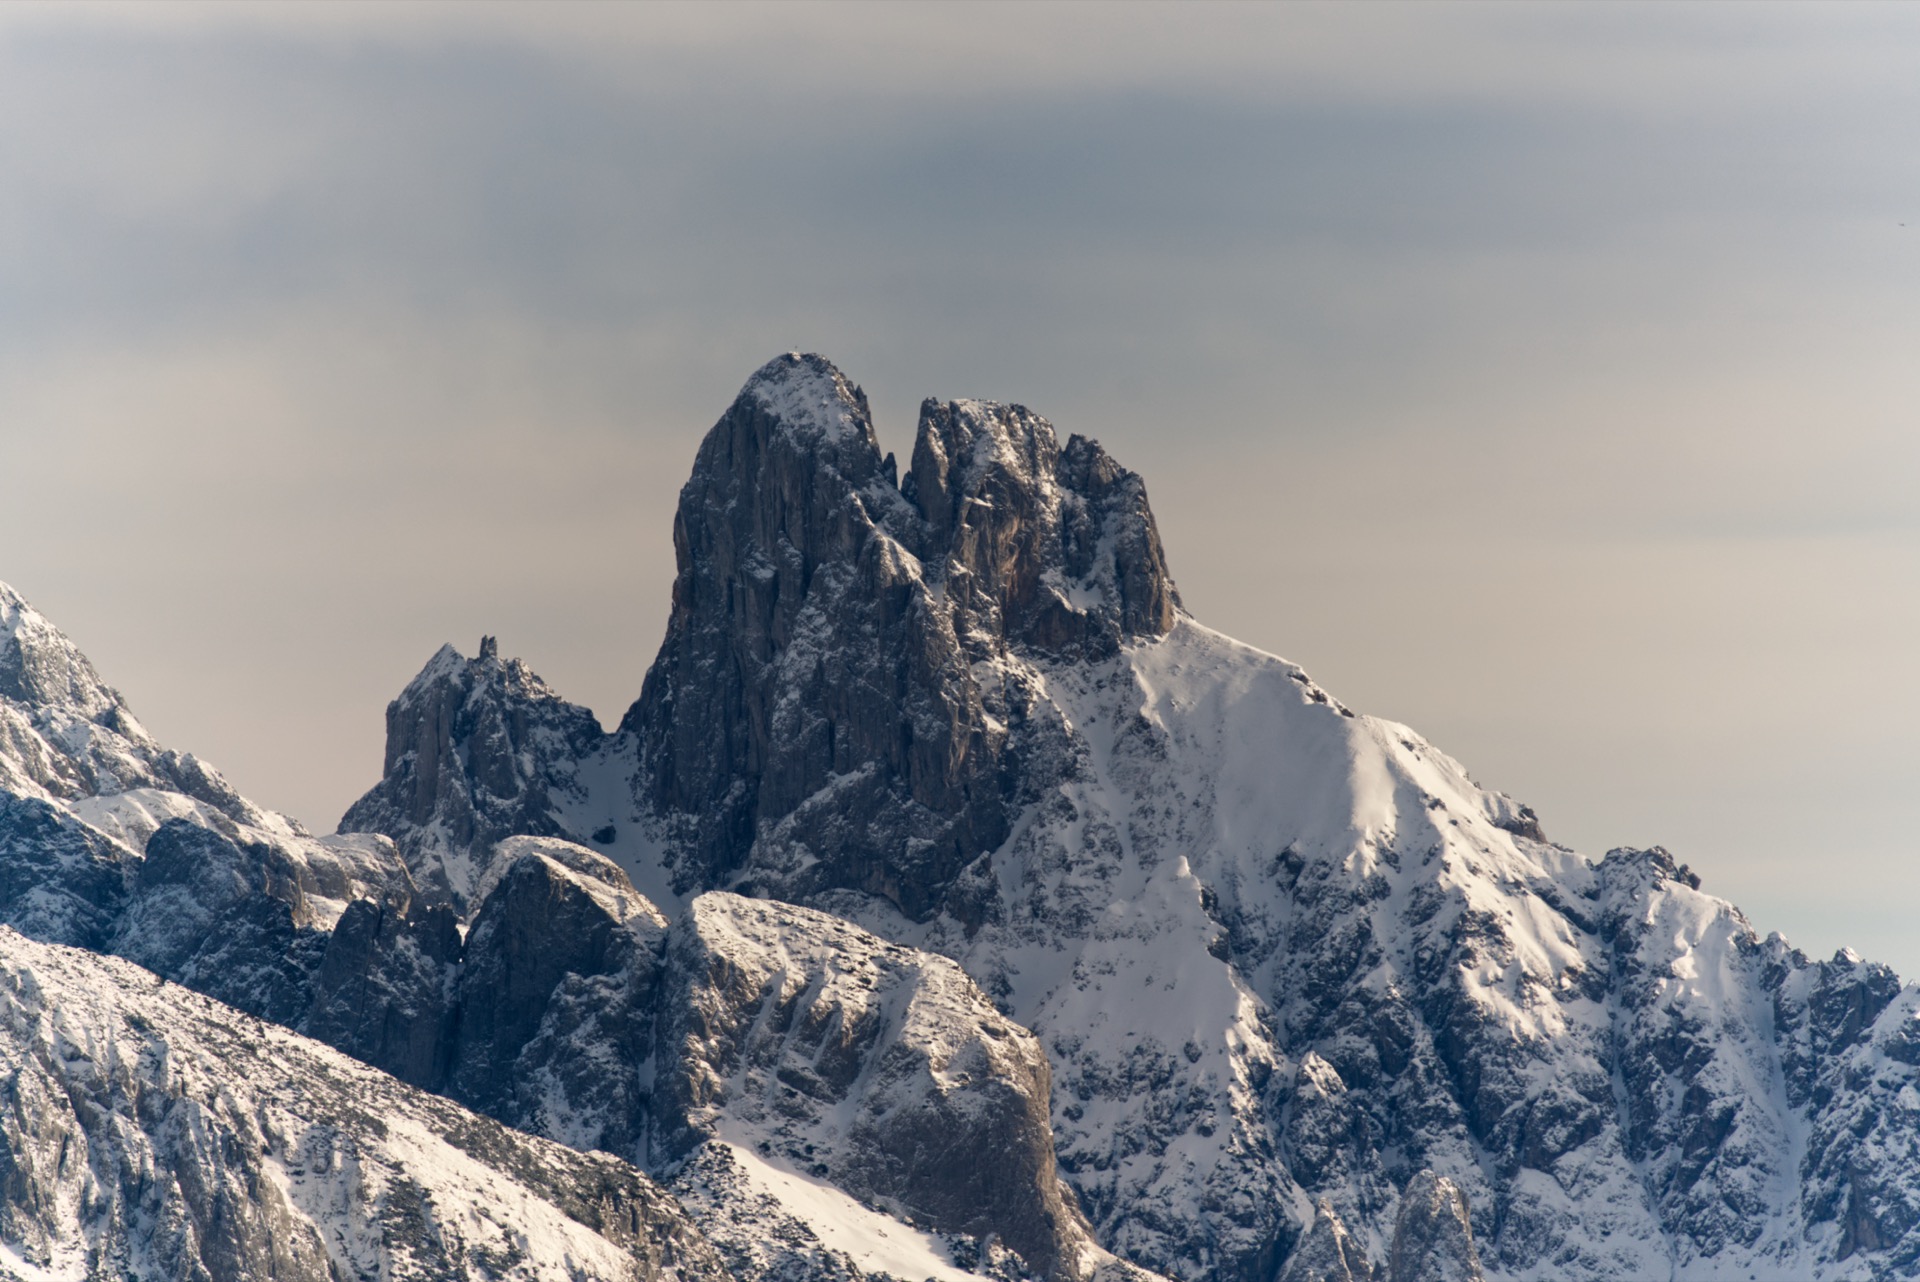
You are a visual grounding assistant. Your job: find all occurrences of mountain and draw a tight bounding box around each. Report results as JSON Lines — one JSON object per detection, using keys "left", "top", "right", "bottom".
{"left": 346, "top": 354, "right": 1920, "bottom": 1282}
{"left": 0, "top": 925, "right": 727, "bottom": 1282}
{"left": 0, "top": 582, "right": 1134, "bottom": 1282}
{"left": 6, "top": 352, "right": 1920, "bottom": 1282}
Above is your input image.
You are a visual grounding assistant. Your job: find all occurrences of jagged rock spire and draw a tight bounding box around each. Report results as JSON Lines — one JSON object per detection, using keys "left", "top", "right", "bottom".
{"left": 1277, "top": 1201, "right": 1374, "bottom": 1282}
{"left": 620, "top": 354, "right": 1180, "bottom": 918}
{"left": 339, "top": 640, "right": 603, "bottom": 907}
{"left": 1386, "top": 1172, "right": 1483, "bottom": 1282}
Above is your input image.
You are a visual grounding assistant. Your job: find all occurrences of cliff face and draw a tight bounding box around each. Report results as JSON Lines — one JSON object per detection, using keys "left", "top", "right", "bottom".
{"left": 11, "top": 353, "right": 1920, "bottom": 1282}
{"left": 339, "top": 638, "right": 606, "bottom": 909}
{"left": 618, "top": 354, "right": 1179, "bottom": 922}
{"left": 0, "top": 927, "right": 730, "bottom": 1282}
{"left": 655, "top": 892, "right": 1116, "bottom": 1282}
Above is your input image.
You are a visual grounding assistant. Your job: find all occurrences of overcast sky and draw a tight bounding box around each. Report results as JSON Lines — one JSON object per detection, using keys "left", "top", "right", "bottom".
{"left": 3, "top": 2, "right": 1917, "bottom": 971}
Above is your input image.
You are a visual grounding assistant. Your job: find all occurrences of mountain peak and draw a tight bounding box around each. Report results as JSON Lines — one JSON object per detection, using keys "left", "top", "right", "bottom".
{"left": 623, "top": 357, "right": 1181, "bottom": 914}
{"left": 736, "top": 351, "right": 876, "bottom": 449}
{"left": 905, "top": 395, "right": 1182, "bottom": 653}
{"left": 340, "top": 641, "right": 604, "bottom": 907}
{"left": 0, "top": 581, "right": 131, "bottom": 727}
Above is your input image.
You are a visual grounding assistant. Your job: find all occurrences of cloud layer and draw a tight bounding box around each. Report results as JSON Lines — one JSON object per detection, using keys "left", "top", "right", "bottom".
{"left": 3, "top": 2, "right": 1917, "bottom": 968}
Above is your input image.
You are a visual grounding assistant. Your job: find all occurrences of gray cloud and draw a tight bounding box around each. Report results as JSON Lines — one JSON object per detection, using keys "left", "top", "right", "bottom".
{"left": 2, "top": 3, "right": 1917, "bottom": 970}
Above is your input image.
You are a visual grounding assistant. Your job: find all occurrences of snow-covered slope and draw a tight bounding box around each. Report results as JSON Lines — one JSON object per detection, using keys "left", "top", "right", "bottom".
{"left": 655, "top": 891, "right": 1141, "bottom": 1282}
{"left": 346, "top": 355, "right": 1920, "bottom": 1282}
{"left": 0, "top": 582, "right": 416, "bottom": 946}
{"left": 0, "top": 925, "right": 728, "bottom": 1282}
{"left": 0, "top": 585, "right": 1104, "bottom": 1282}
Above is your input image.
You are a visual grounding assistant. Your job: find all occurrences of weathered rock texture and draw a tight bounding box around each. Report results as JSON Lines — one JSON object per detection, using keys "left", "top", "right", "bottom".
{"left": 657, "top": 892, "right": 1111, "bottom": 1282}
{"left": 449, "top": 836, "right": 669, "bottom": 1156}
{"left": 1276, "top": 1202, "right": 1373, "bottom": 1282}
{"left": 20, "top": 353, "right": 1920, "bottom": 1282}
{"left": 321, "top": 357, "right": 1920, "bottom": 1282}
{"left": 0, "top": 926, "right": 729, "bottom": 1282}
{"left": 1385, "top": 1172, "right": 1483, "bottom": 1282}
{"left": 618, "top": 354, "right": 1179, "bottom": 919}
{"left": 4, "top": 578, "right": 1115, "bottom": 1282}
{"left": 340, "top": 638, "right": 606, "bottom": 908}
{"left": 0, "top": 582, "right": 339, "bottom": 845}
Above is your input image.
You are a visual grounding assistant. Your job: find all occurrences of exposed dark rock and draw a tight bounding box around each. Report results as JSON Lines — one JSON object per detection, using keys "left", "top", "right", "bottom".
{"left": 339, "top": 639, "right": 605, "bottom": 909}
{"left": 0, "top": 792, "right": 129, "bottom": 949}
{"left": 108, "top": 819, "right": 329, "bottom": 1024}
{"left": 301, "top": 890, "right": 461, "bottom": 1087}
{"left": 448, "top": 837, "right": 667, "bottom": 1159}
{"left": 1385, "top": 1172, "right": 1482, "bottom": 1282}
{"left": 657, "top": 891, "right": 1109, "bottom": 1281}
{"left": 620, "top": 354, "right": 1179, "bottom": 922}
{"left": 1277, "top": 1201, "right": 1373, "bottom": 1282}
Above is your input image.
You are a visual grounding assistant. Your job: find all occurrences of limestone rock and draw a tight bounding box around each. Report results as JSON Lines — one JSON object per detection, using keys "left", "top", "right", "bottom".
{"left": 620, "top": 354, "right": 1179, "bottom": 921}
{"left": 448, "top": 837, "right": 668, "bottom": 1159}
{"left": 1384, "top": 1172, "right": 1481, "bottom": 1282}
{"left": 1277, "top": 1202, "right": 1373, "bottom": 1282}
{"left": 0, "top": 926, "right": 729, "bottom": 1282}
{"left": 657, "top": 891, "right": 1108, "bottom": 1281}
{"left": 300, "top": 888, "right": 461, "bottom": 1087}
{"left": 339, "top": 638, "right": 605, "bottom": 909}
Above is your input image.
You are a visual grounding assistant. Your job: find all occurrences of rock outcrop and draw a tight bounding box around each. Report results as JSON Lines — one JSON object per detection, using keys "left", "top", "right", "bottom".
{"left": 1276, "top": 1202, "right": 1373, "bottom": 1282}
{"left": 339, "top": 638, "right": 606, "bottom": 908}
{"left": 618, "top": 354, "right": 1179, "bottom": 920}
{"left": 657, "top": 892, "right": 1110, "bottom": 1282}
{"left": 1, "top": 582, "right": 299, "bottom": 834}
{"left": 0, "top": 927, "right": 729, "bottom": 1282}
{"left": 1385, "top": 1172, "right": 1482, "bottom": 1282}
{"left": 448, "top": 836, "right": 668, "bottom": 1157}
{"left": 1, "top": 577, "right": 1104, "bottom": 1282}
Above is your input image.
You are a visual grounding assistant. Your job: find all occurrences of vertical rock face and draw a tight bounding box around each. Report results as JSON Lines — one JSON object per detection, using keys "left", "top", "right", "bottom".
{"left": 0, "top": 792, "right": 130, "bottom": 949}
{"left": 1384, "top": 1173, "right": 1482, "bottom": 1282}
{"left": 0, "top": 928, "right": 730, "bottom": 1282}
{"left": 905, "top": 398, "right": 1179, "bottom": 658}
{"left": 110, "top": 819, "right": 331, "bottom": 1025}
{"left": 447, "top": 837, "right": 669, "bottom": 1159}
{"left": 656, "top": 892, "right": 1109, "bottom": 1282}
{"left": 339, "top": 640, "right": 606, "bottom": 909}
{"left": 620, "top": 354, "right": 1180, "bottom": 920}
{"left": 1276, "top": 1203, "right": 1373, "bottom": 1282}
{"left": 620, "top": 354, "right": 1005, "bottom": 917}
{"left": 302, "top": 836, "right": 669, "bottom": 1162}
{"left": 301, "top": 889, "right": 461, "bottom": 1087}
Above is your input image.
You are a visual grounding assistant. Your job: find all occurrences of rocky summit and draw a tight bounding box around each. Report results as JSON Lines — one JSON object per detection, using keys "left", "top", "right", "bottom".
{"left": 4, "top": 353, "right": 1920, "bottom": 1282}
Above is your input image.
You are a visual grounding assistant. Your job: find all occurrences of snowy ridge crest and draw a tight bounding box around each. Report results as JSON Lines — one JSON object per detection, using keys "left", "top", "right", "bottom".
{"left": 0, "top": 926, "right": 728, "bottom": 1282}
{"left": 11, "top": 353, "right": 1920, "bottom": 1282}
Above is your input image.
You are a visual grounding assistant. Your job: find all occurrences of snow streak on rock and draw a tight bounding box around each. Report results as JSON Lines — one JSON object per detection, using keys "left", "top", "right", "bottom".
{"left": 0, "top": 927, "right": 728, "bottom": 1282}
{"left": 12, "top": 352, "right": 1920, "bottom": 1282}
{"left": 656, "top": 891, "right": 1139, "bottom": 1282}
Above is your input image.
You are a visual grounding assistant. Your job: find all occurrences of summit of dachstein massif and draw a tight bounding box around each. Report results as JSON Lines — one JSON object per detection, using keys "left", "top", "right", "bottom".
{"left": 5, "top": 352, "right": 1920, "bottom": 1282}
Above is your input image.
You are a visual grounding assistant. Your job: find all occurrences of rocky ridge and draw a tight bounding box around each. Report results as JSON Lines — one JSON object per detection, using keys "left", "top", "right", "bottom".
{"left": 0, "top": 581, "right": 1122, "bottom": 1282}
{"left": 339, "top": 636, "right": 605, "bottom": 910}
{"left": 0, "top": 925, "right": 728, "bottom": 1282}
{"left": 7, "top": 352, "right": 1919, "bottom": 1282}
{"left": 656, "top": 892, "right": 1132, "bottom": 1282}
{"left": 348, "top": 354, "right": 1920, "bottom": 1282}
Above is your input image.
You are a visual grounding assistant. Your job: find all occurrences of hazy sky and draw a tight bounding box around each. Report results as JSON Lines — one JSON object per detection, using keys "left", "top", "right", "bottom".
{"left": 4, "top": 3, "right": 1918, "bottom": 971}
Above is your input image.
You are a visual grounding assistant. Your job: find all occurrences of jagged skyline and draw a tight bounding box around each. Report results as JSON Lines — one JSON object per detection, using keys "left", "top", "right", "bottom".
{"left": 10, "top": 352, "right": 1918, "bottom": 1278}
{"left": 1, "top": 2, "right": 1916, "bottom": 975}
